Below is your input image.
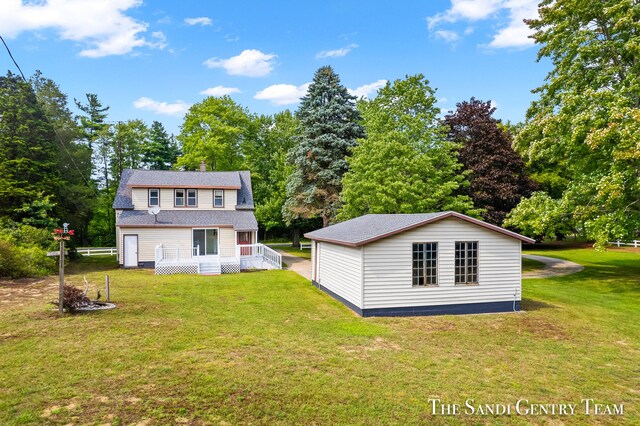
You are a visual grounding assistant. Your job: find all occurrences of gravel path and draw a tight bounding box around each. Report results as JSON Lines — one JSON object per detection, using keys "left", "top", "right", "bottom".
{"left": 277, "top": 250, "right": 312, "bottom": 280}
{"left": 523, "top": 254, "right": 584, "bottom": 279}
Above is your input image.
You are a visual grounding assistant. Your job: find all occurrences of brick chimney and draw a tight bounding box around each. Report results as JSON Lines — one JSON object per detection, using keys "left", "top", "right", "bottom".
{"left": 199, "top": 160, "right": 206, "bottom": 172}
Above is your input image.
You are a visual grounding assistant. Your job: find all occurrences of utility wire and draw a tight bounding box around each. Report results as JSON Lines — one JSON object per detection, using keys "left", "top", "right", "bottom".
{"left": 0, "top": 34, "right": 99, "bottom": 196}
{"left": 0, "top": 35, "right": 26, "bottom": 81}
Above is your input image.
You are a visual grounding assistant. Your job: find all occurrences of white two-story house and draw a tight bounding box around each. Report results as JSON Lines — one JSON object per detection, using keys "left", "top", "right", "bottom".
{"left": 112, "top": 168, "right": 281, "bottom": 275}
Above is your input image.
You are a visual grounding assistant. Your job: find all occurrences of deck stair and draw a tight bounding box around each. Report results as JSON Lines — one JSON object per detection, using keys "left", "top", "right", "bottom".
{"left": 199, "top": 261, "right": 221, "bottom": 275}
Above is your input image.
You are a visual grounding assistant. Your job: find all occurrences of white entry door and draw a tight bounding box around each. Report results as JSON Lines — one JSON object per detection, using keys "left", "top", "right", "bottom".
{"left": 124, "top": 235, "right": 138, "bottom": 267}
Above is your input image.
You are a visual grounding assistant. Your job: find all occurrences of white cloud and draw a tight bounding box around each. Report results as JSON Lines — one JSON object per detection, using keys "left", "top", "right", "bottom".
{"left": 485, "top": 0, "right": 537, "bottom": 48}
{"left": 224, "top": 34, "right": 239, "bottom": 42}
{"left": 133, "top": 97, "right": 190, "bottom": 116}
{"left": 427, "top": 0, "right": 503, "bottom": 29}
{"left": 184, "top": 17, "right": 212, "bottom": 26}
{"left": 435, "top": 30, "right": 460, "bottom": 43}
{"left": 427, "top": 0, "right": 538, "bottom": 49}
{"left": 200, "top": 86, "right": 241, "bottom": 96}
{"left": 204, "top": 49, "right": 276, "bottom": 77}
{"left": 254, "top": 83, "right": 310, "bottom": 105}
{"left": 348, "top": 80, "right": 387, "bottom": 99}
{"left": 315, "top": 43, "right": 358, "bottom": 59}
{"left": 0, "top": 0, "right": 165, "bottom": 58}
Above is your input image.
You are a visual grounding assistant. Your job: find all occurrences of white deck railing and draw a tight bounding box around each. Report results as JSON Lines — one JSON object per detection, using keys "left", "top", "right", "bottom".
{"left": 155, "top": 243, "right": 281, "bottom": 269}
{"left": 240, "top": 244, "right": 282, "bottom": 269}
{"left": 155, "top": 245, "right": 198, "bottom": 263}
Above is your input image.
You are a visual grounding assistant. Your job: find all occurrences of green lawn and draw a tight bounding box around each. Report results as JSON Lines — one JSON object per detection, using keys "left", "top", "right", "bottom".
{"left": 270, "top": 244, "right": 311, "bottom": 260}
{"left": 522, "top": 257, "right": 545, "bottom": 272}
{"left": 0, "top": 249, "right": 638, "bottom": 424}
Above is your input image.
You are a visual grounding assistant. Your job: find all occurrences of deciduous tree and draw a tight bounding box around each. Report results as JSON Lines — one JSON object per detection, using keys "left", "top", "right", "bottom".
{"left": 339, "top": 75, "right": 477, "bottom": 220}
{"left": 515, "top": 0, "right": 640, "bottom": 246}
{"left": 177, "top": 96, "right": 254, "bottom": 171}
{"left": 444, "top": 98, "right": 535, "bottom": 225}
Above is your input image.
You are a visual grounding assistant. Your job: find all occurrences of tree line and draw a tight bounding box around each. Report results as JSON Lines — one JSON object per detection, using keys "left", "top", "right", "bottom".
{"left": 1, "top": 0, "right": 637, "bottom": 279}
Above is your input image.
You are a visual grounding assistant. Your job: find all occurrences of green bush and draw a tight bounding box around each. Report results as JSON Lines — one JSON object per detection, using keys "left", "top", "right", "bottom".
{"left": 0, "top": 225, "right": 57, "bottom": 278}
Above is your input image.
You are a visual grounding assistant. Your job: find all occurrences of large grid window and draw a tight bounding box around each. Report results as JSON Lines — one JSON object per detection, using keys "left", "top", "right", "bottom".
{"left": 412, "top": 243, "right": 438, "bottom": 286}
{"left": 455, "top": 241, "right": 478, "bottom": 284}
{"left": 148, "top": 188, "right": 159, "bottom": 207}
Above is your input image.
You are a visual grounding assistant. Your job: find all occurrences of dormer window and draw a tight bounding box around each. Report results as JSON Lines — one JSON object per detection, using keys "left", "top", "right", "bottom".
{"left": 148, "top": 189, "right": 160, "bottom": 207}
{"left": 175, "top": 189, "right": 185, "bottom": 207}
{"left": 187, "top": 189, "right": 197, "bottom": 207}
{"left": 214, "top": 189, "right": 224, "bottom": 208}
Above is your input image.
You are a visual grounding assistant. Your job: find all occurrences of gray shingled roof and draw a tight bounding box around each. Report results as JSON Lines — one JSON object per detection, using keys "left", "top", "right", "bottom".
{"left": 304, "top": 212, "right": 535, "bottom": 245}
{"left": 112, "top": 169, "right": 255, "bottom": 210}
{"left": 236, "top": 170, "right": 255, "bottom": 210}
{"left": 113, "top": 169, "right": 134, "bottom": 209}
{"left": 127, "top": 170, "right": 241, "bottom": 188}
{"left": 117, "top": 209, "right": 258, "bottom": 230}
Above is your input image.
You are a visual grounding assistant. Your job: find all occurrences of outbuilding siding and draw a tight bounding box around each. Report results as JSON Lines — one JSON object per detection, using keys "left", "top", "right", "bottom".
{"left": 316, "top": 242, "right": 362, "bottom": 308}
{"left": 362, "top": 217, "right": 521, "bottom": 309}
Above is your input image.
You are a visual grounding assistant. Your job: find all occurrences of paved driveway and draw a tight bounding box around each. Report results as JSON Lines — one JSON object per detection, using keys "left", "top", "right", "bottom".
{"left": 277, "top": 250, "right": 311, "bottom": 280}
{"left": 523, "top": 254, "right": 584, "bottom": 279}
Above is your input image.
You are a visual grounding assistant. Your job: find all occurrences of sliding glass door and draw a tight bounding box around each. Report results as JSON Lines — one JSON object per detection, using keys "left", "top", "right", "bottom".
{"left": 193, "top": 229, "right": 218, "bottom": 256}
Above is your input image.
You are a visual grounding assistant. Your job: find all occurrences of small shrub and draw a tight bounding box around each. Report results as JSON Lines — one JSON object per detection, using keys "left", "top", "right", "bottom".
{"left": 0, "top": 237, "right": 56, "bottom": 278}
{"left": 51, "top": 285, "right": 90, "bottom": 312}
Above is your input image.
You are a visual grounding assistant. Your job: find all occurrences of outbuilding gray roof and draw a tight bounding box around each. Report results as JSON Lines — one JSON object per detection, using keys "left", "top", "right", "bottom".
{"left": 112, "top": 169, "right": 254, "bottom": 210}
{"left": 304, "top": 211, "right": 535, "bottom": 246}
{"left": 117, "top": 209, "right": 258, "bottom": 230}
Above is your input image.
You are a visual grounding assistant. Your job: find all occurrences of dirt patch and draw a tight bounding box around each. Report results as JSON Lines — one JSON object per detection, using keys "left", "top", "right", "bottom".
{"left": 0, "top": 277, "right": 57, "bottom": 305}
{"left": 516, "top": 316, "right": 570, "bottom": 340}
{"left": 341, "top": 337, "right": 403, "bottom": 356}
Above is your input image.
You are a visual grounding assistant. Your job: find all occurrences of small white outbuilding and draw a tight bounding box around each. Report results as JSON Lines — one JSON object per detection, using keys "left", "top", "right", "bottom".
{"left": 304, "top": 211, "right": 534, "bottom": 317}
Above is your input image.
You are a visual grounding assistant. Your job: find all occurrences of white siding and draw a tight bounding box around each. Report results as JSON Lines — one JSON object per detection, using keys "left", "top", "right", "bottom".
{"left": 219, "top": 228, "right": 236, "bottom": 256}
{"left": 362, "top": 217, "right": 521, "bottom": 309}
{"left": 316, "top": 242, "right": 363, "bottom": 308}
{"left": 118, "top": 227, "right": 192, "bottom": 263}
{"left": 131, "top": 188, "right": 238, "bottom": 210}
{"left": 117, "top": 226, "right": 237, "bottom": 264}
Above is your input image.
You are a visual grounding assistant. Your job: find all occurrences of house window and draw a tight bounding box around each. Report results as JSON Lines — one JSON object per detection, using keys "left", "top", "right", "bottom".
{"left": 187, "top": 189, "right": 197, "bottom": 207}
{"left": 175, "top": 189, "right": 185, "bottom": 207}
{"left": 412, "top": 242, "right": 438, "bottom": 286}
{"left": 148, "top": 189, "right": 159, "bottom": 207}
{"left": 213, "top": 189, "right": 224, "bottom": 208}
{"left": 455, "top": 241, "right": 478, "bottom": 284}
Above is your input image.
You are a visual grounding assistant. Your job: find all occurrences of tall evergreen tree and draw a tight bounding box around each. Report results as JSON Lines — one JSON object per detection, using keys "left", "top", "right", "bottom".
{"left": 30, "top": 71, "right": 95, "bottom": 244}
{"left": 0, "top": 72, "right": 60, "bottom": 222}
{"left": 340, "top": 75, "right": 477, "bottom": 220}
{"left": 444, "top": 98, "right": 535, "bottom": 225}
{"left": 75, "top": 93, "right": 109, "bottom": 150}
{"left": 284, "top": 66, "right": 364, "bottom": 227}
{"left": 142, "top": 120, "right": 180, "bottom": 170}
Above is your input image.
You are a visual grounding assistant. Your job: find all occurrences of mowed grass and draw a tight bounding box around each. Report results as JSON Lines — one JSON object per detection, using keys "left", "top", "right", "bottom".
{"left": 0, "top": 249, "right": 638, "bottom": 425}
{"left": 522, "top": 257, "right": 545, "bottom": 272}
{"left": 272, "top": 245, "right": 312, "bottom": 260}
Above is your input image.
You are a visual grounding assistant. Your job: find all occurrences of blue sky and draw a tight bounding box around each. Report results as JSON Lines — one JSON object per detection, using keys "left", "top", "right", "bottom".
{"left": 2, "top": 0, "right": 548, "bottom": 135}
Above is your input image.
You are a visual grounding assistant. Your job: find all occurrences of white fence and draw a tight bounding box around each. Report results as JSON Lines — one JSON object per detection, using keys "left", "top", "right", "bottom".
{"left": 608, "top": 240, "right": 640, "bottom": 248}
{"left": 155, "top": 245, "right": 199, "bottom": 263}
{"left": 77, "top": 247, "right": 117, "bottom": 256}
